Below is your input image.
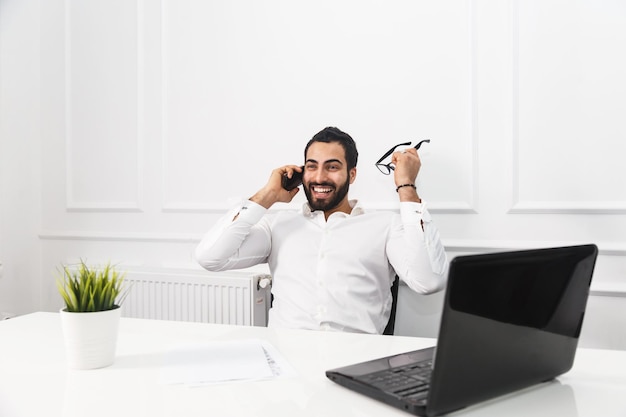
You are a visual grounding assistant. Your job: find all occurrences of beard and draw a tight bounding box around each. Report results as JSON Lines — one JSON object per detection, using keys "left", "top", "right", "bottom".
{"left": 304, "top": 177, "right": 350, "bottom": 212}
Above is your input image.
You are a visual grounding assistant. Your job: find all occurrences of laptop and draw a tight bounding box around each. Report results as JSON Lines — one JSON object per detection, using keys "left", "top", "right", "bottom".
{"left": 326, "top": 244, "right": 598, "bottom": 416}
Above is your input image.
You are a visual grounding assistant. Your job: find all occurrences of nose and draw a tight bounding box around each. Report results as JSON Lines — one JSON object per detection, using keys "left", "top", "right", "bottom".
{"left": 310, "top": 167, "right": 327, "bottom": 184}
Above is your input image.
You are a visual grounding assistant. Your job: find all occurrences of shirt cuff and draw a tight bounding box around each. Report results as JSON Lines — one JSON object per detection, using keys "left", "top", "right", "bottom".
{"left": 235, "top": 200, "right": 267, "bottom": 224}
{"left": 400, "top": 201, "right": 432, "bottom": 224}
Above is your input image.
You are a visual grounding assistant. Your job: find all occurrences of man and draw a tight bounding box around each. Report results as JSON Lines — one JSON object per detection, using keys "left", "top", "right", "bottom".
{"left": 195, "top": 127, "right": 447, "bottom": 334}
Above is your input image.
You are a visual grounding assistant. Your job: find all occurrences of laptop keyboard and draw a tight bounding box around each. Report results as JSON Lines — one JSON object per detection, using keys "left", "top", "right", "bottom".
{"left": 358, "top": 359, "right": 433, "bottom": 405}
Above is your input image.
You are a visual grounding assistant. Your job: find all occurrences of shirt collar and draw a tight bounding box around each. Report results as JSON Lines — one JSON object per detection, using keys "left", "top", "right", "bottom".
{"left": 302, "top": 199, "right": 365, "bottom": 217}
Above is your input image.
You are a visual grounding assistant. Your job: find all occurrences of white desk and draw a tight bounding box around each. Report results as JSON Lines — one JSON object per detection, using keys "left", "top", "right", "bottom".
{"left": 1, "top": 313, "right": 625, "bottom": 417}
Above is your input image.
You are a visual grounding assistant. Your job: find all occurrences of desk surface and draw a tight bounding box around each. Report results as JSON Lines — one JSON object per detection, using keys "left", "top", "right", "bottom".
{"left": 1, "top": 313, "right": 625, "bottom": 417}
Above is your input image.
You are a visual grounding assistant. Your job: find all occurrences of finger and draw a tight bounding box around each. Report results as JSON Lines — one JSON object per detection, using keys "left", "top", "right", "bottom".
{"left": 391, "top": 149, "right": 411, "bottom": 164}
{"left": 284, "top": 164, "right": 303, "bottom": 178}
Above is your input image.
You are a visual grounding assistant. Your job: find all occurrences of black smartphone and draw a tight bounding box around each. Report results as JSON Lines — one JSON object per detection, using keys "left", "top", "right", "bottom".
{"left": 282, "top": 167, "right": 304, "bottom": 191}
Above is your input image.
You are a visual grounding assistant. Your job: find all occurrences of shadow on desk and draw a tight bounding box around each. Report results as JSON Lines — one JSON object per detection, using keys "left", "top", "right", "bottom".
{"left": 249, "top": 375, "right": 578, "bottom": 417}
{"left": 447, "top": 380, "right": 577, "bottom": 417}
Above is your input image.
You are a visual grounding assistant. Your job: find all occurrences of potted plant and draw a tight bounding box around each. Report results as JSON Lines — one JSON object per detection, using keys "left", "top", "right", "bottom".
{"left": 56, "top": 260, "right": 128, "bottom": 369}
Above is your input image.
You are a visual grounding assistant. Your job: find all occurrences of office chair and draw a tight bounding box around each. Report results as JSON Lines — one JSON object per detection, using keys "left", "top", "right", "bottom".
{"left": 383, "top": 275, "right": 400, "bottom": 335}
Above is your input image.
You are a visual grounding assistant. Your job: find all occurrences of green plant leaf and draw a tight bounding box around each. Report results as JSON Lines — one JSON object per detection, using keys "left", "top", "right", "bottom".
{"left": 56, "top": 259, "right": 127, "bottom": 313}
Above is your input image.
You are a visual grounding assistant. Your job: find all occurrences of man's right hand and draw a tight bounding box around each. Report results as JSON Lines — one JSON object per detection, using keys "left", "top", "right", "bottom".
{"left": 249, "top": 165, "right": 301, "bottom": 209}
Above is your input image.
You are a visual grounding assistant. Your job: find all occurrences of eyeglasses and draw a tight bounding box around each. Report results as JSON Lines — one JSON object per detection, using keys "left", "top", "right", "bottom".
{"left": 375, "top": 139, "right": 430, "bottom": 175}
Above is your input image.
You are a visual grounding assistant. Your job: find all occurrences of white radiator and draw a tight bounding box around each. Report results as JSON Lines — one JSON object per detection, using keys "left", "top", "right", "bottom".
{"left": 119, "top": 268, "right": 271, "bottom": 327}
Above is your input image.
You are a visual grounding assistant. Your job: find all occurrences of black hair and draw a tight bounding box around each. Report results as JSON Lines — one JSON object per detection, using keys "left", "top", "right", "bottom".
{"left": 304, "top": 127, "right": 359, "bottom": 170}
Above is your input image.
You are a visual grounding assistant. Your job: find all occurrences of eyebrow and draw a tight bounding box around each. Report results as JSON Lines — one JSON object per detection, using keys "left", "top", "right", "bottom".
{"left": 305, "top": 158, "right": 344, "bottom": 165}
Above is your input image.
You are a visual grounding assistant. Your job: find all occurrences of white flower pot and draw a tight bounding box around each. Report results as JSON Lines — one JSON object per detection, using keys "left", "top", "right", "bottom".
{"left": 59, "top": 306, "right": 121, "bottom": 370}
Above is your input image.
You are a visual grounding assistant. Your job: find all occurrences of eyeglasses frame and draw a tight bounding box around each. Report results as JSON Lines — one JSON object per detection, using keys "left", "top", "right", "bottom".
{"left": 375, "top": 139, "right": 431, "bottom": 175}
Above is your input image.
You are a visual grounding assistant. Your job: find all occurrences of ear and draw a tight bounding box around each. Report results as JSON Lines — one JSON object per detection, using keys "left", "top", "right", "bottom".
{"left": 349, "top": 167, "right": 357, "bottom": 184}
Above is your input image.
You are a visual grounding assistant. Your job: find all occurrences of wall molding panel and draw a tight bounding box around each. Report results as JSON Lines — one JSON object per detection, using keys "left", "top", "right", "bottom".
{"left": 64, "top": 0, "right": 144, "bottom": 212}
{"left": 510, "top": 0, "right": 626, "bottom": 215}
{"left": 509, "top": 200, "right": 626, "bottom": 215}
{"left": 39, "top": 230, "right": 202, "bottom": 244}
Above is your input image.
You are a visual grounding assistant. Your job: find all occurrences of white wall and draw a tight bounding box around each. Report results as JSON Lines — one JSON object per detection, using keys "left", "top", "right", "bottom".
{"left": 1, "top": 0, "right": 625, "bottom": 348}
{"left": 0, "top": 0, "right": 42, "bottom": 318}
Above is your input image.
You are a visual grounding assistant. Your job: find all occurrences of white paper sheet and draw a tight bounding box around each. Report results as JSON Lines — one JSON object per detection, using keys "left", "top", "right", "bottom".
{"left": 160, "top": 339, "right": 295, "bottom": 386}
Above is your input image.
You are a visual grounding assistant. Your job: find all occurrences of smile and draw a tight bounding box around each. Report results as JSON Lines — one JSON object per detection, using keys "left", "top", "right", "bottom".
{"left": 312, "top": 186, "right": 333, "bottom": 194}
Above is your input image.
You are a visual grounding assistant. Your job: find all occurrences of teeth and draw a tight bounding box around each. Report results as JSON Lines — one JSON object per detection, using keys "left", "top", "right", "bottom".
{"left": 313, "top": 186, "right": 332, "bottom": 193}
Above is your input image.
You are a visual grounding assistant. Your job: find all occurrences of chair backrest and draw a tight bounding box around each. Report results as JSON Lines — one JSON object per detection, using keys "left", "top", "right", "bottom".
{"left": 383, "top": 275, "right": 400, "bottom": 335}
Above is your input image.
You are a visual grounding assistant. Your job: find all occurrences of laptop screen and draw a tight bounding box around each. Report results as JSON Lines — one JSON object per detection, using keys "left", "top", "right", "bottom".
{"left": 448, "top": 248, "right": 594, "bottom": 336}
{"left": 428, "top": 244, "right": 598, "bottom": 415}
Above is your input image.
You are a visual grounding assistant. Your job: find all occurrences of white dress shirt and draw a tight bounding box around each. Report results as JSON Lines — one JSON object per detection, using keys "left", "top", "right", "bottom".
{"left": 195, "top": 199, "right": 448, "bottom": 334}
